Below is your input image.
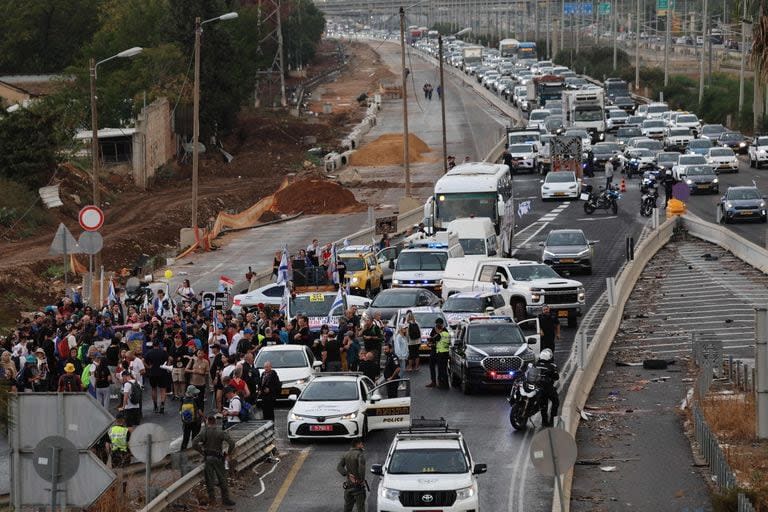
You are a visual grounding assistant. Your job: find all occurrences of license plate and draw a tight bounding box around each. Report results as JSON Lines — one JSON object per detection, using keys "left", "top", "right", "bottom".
{"left": 560, "top": 258, "right": 575, "bottom": 263}
{"left": 580, "top": 193, "right": 590, "bottom": 201}
{"left": 281, "top": 389, "right": 291, "bottom": 396}
{"left": 491, "top": 373, "right": 514, "bottom": 380}
{"left": 310, "top": 425, "right": 333, "bottom": 432}
{"left": 557, "top": 310, "right": 569, "bottom": 318}
{"left": 554, "top": 192, "right": 565, "bottom": 196}
{"left": 697, "top": 184, "right": 709, "bottom": 189}
{"left": 742, "top": 211, "right": 753, "bottom": 215}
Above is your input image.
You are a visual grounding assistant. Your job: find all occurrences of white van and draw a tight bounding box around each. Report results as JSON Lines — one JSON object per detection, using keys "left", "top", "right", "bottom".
{"left": 392, "top": 232, "right": 464, "bottom": 296}
{"left": 445, "top": 217, "right": 498, "bottom": 257}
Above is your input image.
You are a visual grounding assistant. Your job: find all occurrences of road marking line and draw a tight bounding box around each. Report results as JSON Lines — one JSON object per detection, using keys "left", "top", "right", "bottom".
{"left": 577, "top": 216, "right": 618, "bottom": 221}
{"left": 267, "top": 448, "right": 311, "bottom": 512}
{"left": 510, "top": 221, "right": 550, "bottom": 256}
{"left": 253, "top": 457, "right": 283, "bottom": 497}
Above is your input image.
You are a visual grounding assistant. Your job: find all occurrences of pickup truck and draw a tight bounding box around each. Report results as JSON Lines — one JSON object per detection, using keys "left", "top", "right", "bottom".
{"left": 441, "top": 257, "right": 585, "bottom": 327}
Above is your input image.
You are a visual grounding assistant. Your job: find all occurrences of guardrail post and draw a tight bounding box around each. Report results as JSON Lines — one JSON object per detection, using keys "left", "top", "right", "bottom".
{"left": 577, "top": 332, "right": 587, "bottom": 369}
{"left": 716, "top": 204, "right": 723, "bottom": 224}
{"left": 625, "top": 236, "right": 635, "bottom": 262}
{"left": 652, "top": 207, "right": 659, "bottom": 230}
{"left": 605, "top": 277, "right": 616, "bottom": 307}
{"left": 756, "top": 307, "right": 768, "bottom": 439}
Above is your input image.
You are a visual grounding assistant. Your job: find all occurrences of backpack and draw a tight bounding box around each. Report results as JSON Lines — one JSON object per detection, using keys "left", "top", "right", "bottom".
{"left": 95, "top": 365, "right": 110, "bottom": 387}
{"left": 179, "top": 397, "right": 198, "bottom": 424}
{"left": 233, "top": 396, "right": 251, "bottom": 422}
{"left": 57, "top": 337, "right": 69, "bottom": 360}
{"left": 129, "top": 381, "right": 142, "bottom": 405}
{"left": 60, "top": 374, "right": 79, "bottom": 392}
{"left": 408, "top": 322, "right": 421, "bottom": 340}
{"left": 81, "top": 364, "right": 93, "bottom": 388}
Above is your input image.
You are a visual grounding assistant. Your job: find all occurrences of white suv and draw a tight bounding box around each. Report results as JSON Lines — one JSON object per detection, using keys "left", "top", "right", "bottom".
{"left": 371, "top": 421, "right": 487, "bottom": 512}
{"left": 749, "top": 136, "right": 768, "bottom": 168}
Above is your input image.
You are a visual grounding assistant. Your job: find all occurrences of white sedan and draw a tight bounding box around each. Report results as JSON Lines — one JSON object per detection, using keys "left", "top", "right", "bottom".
{"left": 231, "top": 282, "right": 285, "bottom": 315}
{"left": 707, "top": 147, "right": 739, "bottom": 173}
{"left": 255, "top": 345, "right": 321, "bottom": 399}
{"left": 541, "top": 171, "right": 581, "bottom": 200}
{"left": 287, "top": 374, "right": 411, "bottom": 441}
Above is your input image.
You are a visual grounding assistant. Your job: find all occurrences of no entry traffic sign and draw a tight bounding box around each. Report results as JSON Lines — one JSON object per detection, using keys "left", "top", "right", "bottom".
{"left": 78, "top": 205, "right": 104, "bottom": 231}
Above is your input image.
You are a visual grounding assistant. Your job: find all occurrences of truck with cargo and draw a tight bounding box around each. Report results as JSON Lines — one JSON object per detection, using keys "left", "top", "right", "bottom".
{"left": 562, "top": 89, "right": 606, "bottom": 143}
{"left": 461, "top": 45, "right": 484, "bottom": 72}
{"left": 527, "top": 74, "right": 565, "bottom": 108}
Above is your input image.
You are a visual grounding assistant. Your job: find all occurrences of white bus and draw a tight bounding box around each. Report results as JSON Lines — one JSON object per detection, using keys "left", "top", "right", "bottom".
{"left": 499, "top": 38, "right": 520, "bottom": 58}
{"left": 423, "top": 163, "right": 515, "bottom": 256}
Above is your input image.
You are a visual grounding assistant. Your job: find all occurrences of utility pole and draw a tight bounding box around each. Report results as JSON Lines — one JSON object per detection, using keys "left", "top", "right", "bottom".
{"left": 399, "top": 7, "right": 411, "bottom": 197}
{"left": 738, "top": 0, "right": 747, "bottom": 115}
{"left": 276, "top": 0, "right": 287, "bottom": 107}
{"left": 612, "top": 0, "right": 618, "bottom": 70}
{"left": 439, "top": 35, "right": 448, "bottom": 173}
{"left": 664, "top": 1, "right": 671, "bottom": 85}
{"left": 192, "top": 16, "right": 202, "bottom": 232}
{"left": 547, "top": 0, "right": 552, "bottom": 58}
{"left": 698, "top": 0, "right": 708, "bottom": 103}
{"left": 88, "top": 57, "right": 101, "bottom": 274}
{"left": 635, "top": 0, "right": 641, "bottom": 90}
{"left": 560, "top": 0, "right": 566, "bottom": 50}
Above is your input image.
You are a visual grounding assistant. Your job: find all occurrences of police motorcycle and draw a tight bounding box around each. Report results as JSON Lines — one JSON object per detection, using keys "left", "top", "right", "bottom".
{"left": 508, "top": 358, "right": 544, "bottom": 431}
{"left": 640, "top": 171, "right": 660, "bottom": 217}
{"left": 640, "top": 167, "right": 662, "bottom": 194}
{"left": 582, "top": 184, "right": 620, "bottom": 215}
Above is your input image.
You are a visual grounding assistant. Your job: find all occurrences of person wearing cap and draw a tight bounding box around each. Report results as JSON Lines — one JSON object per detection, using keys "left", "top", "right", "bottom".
{"left": 179, "top": 385, "right": 204, "bottom": 449}
{"left": 222, "top": 386, "right": 242, "bottom": 430}
{"left": 17, "top": 355, "right": 40, "bottom": 392}
{"left": 57, "top": 362, "right": 82, "bottom": 392}
{"left": 191, "top": 415, "right": 236, "bottom": 507}
{"left": 107, "top": 414, "right": 131, "bottom": 468}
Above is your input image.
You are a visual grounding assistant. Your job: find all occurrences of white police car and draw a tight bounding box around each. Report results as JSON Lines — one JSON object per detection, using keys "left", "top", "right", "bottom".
{"left": 371, "top": 420, "right": 486, "bottom": 512}
{"left": 287, "top": 373, "right": 411, "bottom": 441}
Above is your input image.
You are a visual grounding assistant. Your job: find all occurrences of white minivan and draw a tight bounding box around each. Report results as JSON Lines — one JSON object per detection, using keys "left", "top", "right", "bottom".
{"left": 445, "top": 217, "right": 498, "bottom": 257}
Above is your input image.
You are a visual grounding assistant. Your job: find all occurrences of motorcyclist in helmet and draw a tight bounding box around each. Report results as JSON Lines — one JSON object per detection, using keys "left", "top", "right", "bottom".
{"left": 535, "top": 349, "right": 560, "bottom": 428}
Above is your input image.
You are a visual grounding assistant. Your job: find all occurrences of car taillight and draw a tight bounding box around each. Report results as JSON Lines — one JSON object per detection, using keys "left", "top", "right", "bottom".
{"left": 233, "top": 299, "right": 241, "bottom": 305}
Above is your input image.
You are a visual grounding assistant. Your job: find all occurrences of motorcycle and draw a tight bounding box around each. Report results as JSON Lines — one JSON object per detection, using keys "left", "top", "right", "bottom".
{"left": 582, "top": 184, "right": 620, "bottom": 215}
{"left": 640, "top": 168, "right": 662, "bottom": 194}
{"left": 508, "top": 363, "right": 543, "bottom": 431}
{"left": 640, "top": 187, "right": 659, "bottom": 217}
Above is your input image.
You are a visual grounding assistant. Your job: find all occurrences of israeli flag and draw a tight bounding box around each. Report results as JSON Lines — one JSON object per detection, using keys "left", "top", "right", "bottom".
{"left": 327, "top": 244, "right": 339, "bottom": 284}
{"left": 517, "top": 200, "right": 532, "bottom": 218}
{"left": 108, "top": 279, "right": 117, "bottom": 304}
{"left": 276, "top": 246, "right": 290, "bottom": 285}
{"left": 280, "top": 284, "right": 291, "bottom": 314}
{"left": 331, "top": 286, "right": 344, "bottom": 312}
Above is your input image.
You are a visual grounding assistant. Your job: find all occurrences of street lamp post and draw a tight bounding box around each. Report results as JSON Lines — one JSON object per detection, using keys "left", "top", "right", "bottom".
{"left": 89, "top": 46, "right": 143, "bottom": 274}
{"left": 191, "top": 12, "right": 239, "bottom": 234}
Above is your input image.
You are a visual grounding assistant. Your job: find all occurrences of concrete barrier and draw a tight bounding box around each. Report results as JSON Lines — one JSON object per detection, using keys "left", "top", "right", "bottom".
{"left": 339, "top": 149, "right": 356, "bottom": 167}
{"left": 324, "top": 151, "right": 341, "bottom": 172}
{"left": 682, "top": 213, "right": 768, "bottom": 273}
{"left": 553, "top": 215, "right": 678, "bottom": 512}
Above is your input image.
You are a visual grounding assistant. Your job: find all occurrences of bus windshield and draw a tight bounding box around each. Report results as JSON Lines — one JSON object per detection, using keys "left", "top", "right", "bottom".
{"left": 436, "top": 192, "right": 497, "bottom": 224}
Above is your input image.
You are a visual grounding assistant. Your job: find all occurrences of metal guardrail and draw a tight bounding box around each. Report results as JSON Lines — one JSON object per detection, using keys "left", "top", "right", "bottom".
{"left": 139, "top": 421, "right": 275, "bottom": 512}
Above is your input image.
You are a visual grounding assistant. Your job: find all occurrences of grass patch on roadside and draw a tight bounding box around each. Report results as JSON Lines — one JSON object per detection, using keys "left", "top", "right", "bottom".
{"left": 0, "top": 177, "right": 52, "bottom": 239}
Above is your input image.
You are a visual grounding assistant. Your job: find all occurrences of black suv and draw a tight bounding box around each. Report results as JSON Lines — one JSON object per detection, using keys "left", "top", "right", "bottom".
{"left": 447, "top": 317, "right": 537, "bottom": 394}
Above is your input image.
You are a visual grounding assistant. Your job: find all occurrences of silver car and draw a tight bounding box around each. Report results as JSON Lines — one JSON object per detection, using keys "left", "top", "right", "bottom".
{"left": 540, "top": 229, "right": 595, "bottom": 275}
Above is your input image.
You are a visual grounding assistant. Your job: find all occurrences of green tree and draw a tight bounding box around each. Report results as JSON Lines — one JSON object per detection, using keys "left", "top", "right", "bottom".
{"left": 0, "top": 0, "right": 104, "bottom": 73}
{"left": 0, "top": 103, "right": 63, "bottom": 187}
{"left": 283, "top": 0, "right": 326, "bottom": 70}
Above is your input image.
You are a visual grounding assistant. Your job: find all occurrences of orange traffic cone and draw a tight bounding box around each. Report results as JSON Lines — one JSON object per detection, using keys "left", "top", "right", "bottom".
{"left": 620, "top": 178, "right": 626, "bottom": 193}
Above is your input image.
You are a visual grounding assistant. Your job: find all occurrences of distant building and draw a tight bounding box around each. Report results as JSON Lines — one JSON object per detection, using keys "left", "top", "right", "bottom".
{"left": 75, "top": 98, "right": 176, "bottom": 189}
{"left": 0, "top": 74, "right": 67, "bottom": 109}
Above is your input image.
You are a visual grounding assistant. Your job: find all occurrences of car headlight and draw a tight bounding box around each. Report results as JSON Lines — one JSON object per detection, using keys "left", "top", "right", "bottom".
{"left": 542, "top": 185, "right": 549, "bottom": 190}
{"left": 713, "top": 178, "right": 718, "bottom": 183}
{"left": 350, "top": 276, "right": 359, "bottom": 285}
{"left": 341, "top": 412, "right": 358, "bottom": 420}
{"left": 543, "top": 250, "right": 556, "bottom": 259}
{"left": 392, "top": 279, "right": 400, "bottom": 284}
{"left": 686, "top": 179, "right": 693, "bottom": 185}
{"left": 531, "top": 288, "right": 542, "bottom": 302}
{"left": 592, "top": 157, "right": 598, "bottom": 162}
{"left": 576, "top": 248, "right": 590, "bottom": 257}
{"left": 382, "top": 488, "right": 401, "bottom": 501}
{"left": 740, "top": 142, "right": 747, "bottom": 147}
{"left": 577, "top": 287, "right": 586, "bottom": 302}
{"left": 569, "top": 184, "right": 577, "bottom": 189}
{"left": 456, "top": 485, "right": 477, "bottom": 500}
{"left": 726, "top": 202, "right": 733, "bottom": 208}
{"left": 290, "top": 412, "right": 307, "bottom": 421}
{"left": 761, "top": 201, "right": 766, "bottom": 208}
{"left": 466, "top": 348, "right": 485, "bottom": 362}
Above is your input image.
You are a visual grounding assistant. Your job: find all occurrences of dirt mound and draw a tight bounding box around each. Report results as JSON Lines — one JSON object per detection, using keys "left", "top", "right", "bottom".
{"left": 270, "top": 179, "right": 365, "bottom": 215}
{"left": 349, "top": 133, "right": 432, "bottom": 166}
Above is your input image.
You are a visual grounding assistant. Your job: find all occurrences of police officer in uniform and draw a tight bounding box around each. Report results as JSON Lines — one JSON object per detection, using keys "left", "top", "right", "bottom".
{"left": 535, "top": 349, "right": 560, "bottom": 427}
{"left": 107, "top": 413, "right": 131, "bottom": 468}
{"left": 337, "top": 439, "right": 367, "bottom": 512}
{"left": 192, "top": 415, "right": 236, "bottom": 507}
{"left": 382, "top": 343, "right": 401, "bottom": 398}
{"left": 435, "top": 319, "right": 451, "bottom": 389}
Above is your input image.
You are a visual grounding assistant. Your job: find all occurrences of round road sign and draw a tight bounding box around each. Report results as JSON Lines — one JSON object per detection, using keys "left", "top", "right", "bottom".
{"left": 79, "top": 205, "right": 104, "bottom": 232}
{"left": 129, "top": 423, "right": 170, "bottom": 464}
{"left": 33, "top": 435, "right": 80, "bottom": 483}
{"left": 529, "top": 427, "right": 578, "bottom": 477}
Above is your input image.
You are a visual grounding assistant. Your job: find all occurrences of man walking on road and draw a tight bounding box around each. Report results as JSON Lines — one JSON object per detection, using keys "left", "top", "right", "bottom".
{"left": 537, "top": 305, "right": 560, "bottom": 353}
{"left": 426, "top": 318, "right": 449, "bottom": 388}
{"left": 604, "top": 158, "right": 614, "bottom": 189}
{"left": 259, "top": 361, "right": 281, "bottom": 421}
{"left": 179, "top": 385, "right": 203, "bottom": 450}
{"left": 192, "top": 415, "right": 236, "bottom": 507}
{"left": 337, "top": 439, "right": 367, "bottom": 512}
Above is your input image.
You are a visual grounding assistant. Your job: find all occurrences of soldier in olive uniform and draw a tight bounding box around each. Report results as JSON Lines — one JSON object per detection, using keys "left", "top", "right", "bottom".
{"left": 192, "top": 415, "right": 236, "bottom": 507}
{"left": 337, "top": 439, "right": 367, "bottom": 512}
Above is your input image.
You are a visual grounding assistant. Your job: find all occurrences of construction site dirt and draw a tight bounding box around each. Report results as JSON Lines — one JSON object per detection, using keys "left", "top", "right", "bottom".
{"left": 0, "top": 40, "right": 394, "bottom": 329}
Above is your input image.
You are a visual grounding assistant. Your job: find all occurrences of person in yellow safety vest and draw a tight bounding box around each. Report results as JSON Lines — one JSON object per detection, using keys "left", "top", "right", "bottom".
{"left": 107, "top": 414, "right": 131, "bottom": 468}
{"left": 427, "top": 318, "right": 451, "bottom": 390}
